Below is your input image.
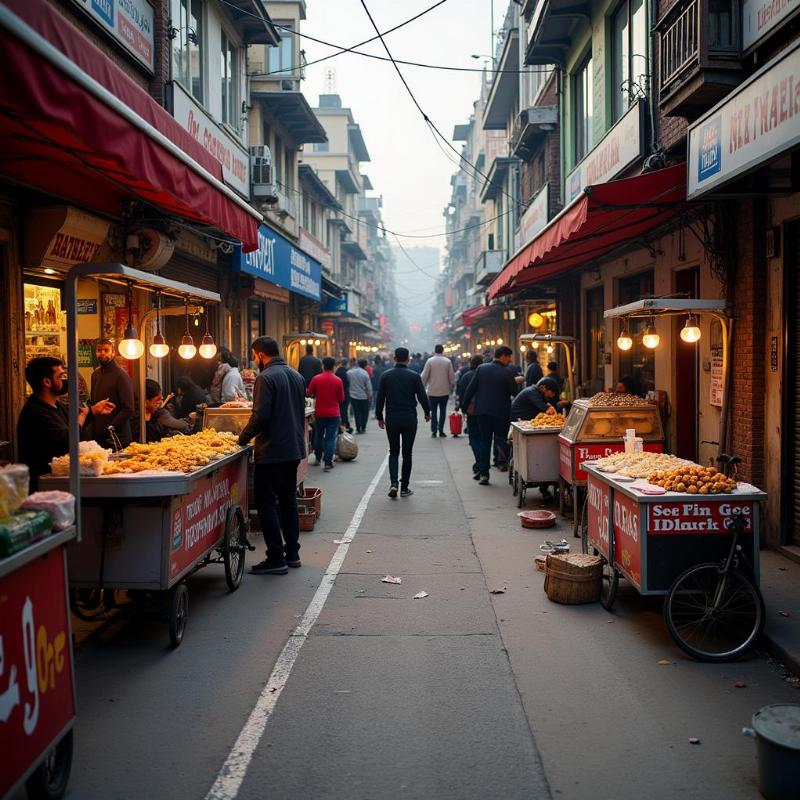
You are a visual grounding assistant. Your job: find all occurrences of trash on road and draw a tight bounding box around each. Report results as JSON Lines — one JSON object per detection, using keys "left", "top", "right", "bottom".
{"left": 779, "top": 610, "right": 791, "bottom": 617}
{"left": 657, "top": 659, "right": 672, "bottom": 666}
{"left": 735, "top": 681, "right": 747, "bottom": 688}
{"left": 490, "top": 587, "right": 507, "bottom": 594}
{"left": 382, "top": 575, "right": 402, "bottom": 585}
{"left": 366, "top": 550, "right": 373, "bottom": 553}
{"left": 333, "top": 539, "right": 346, "bottom": 544}
{"left": 413, "top": 591, "right": 429, "bottom": 599}
{"left": 689, "top": 738, "right": 701, "bottom": 745}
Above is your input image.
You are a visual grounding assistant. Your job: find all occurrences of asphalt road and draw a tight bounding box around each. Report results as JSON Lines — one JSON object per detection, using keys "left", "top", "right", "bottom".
{"left": 49, "top": 415, "right": 799, "bottom": 800}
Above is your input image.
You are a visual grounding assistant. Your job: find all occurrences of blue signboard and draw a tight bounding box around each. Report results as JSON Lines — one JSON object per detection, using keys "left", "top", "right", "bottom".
{"left": 235, "top": 225, "right": 321, "bottom": 301}
{"left": 697, "top": 117, "right": 722, "bottom": 184}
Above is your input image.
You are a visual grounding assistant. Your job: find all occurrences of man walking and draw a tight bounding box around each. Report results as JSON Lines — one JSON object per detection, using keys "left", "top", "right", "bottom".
{"left": 375, "top": 347, "right": 430, "bottom": 498}
{"left": 335, "top": 358, "right": 353, "bottom": 433}
{"left": 89, "top": 338, "right": 134, "bottom": 448}
{"left": 461, "top": 345, "right": 519, "bottom": 486}
{"left": 297, "top": 343, "right": 322, "bottom": 387}
{"left": 239, "top": 336, "right": 306, "bottom": 575}
{"left": 420, "top": 344, "right": 456, "bottom": 437}
{"left": 307, "top": 356, "right": 344, "bottom": 471}
{"left": 347, "top": 359, "right": 373, "bottom": 433}
{"left": 455, "top": 354, "right": 483, "bottom": 479}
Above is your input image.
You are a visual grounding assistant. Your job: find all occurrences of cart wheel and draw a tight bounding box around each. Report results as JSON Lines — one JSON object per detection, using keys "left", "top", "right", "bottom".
{"left": 25, "top": 730, "right": 73, "bottom": 800}
{"left": 600, "top": 564, "right": 619, "bottom": 611}
{"left": 508, "top": 463, "right": 514, "bottom": 486}
{"left": 168, "top": 583, "right": 188, "bottom": 648}
{"left": 69, "top": 588, "right": 106, "bottom": 622}
{"left": 224, "top": 506, "right": 247, "bottom": 592}
{"left": 558, "top": 478, "right": 565, "bottom": 516}
{"left": 664, "top": 564, "right": 765, "bottom": 661}
{"left": 579, "top": 495, "right": 589, "bottom": 554}
{"left": 512, "top": 472, "right": 519, "bottom": 496}
{"left": 517, "top": 484, "right": 526, "bottom": 509}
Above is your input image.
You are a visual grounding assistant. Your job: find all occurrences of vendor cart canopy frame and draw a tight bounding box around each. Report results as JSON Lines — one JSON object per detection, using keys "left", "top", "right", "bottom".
{"left": 519, "top": 333, "right": 578, "bottom": 402}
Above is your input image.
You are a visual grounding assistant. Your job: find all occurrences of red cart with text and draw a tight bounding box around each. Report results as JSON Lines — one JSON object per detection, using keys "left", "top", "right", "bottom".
{"left": 1, "top": 528, "right": 77, "bottom": 800}
{"left": 42, "top": 446, "right": 251, "bottom": 648}
{"left": 558, "top": 398, "right": 665, "bottom": 536}
{"left": 583, "top": 462, "right": 767, "bottom": 661}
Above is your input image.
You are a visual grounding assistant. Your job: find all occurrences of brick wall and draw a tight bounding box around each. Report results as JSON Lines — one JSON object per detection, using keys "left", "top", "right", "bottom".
{"left": 150, "top": 0, "right": 171, "bottom": 107}
{"left": 728, "top": 200, "right": 767, "bottom": 486}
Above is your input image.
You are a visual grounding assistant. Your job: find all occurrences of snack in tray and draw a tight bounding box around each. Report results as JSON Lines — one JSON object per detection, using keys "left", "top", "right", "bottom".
{"left": 104, "top": 429, "right": 240, "bottom": 474}
{"left": 50, "top": 447, "right": 111, "bottom": 477}
{"left": 517, "top": 413, "right": 564, "bottom": 430}
{"left": 588, "top": 392, "right": 649, "bottom": 407}
{"left": 646, "top": 465, "right": 737, "bottom": 495}
{"left": 593, "top": 451, "right": 694, "bottom": 478}
{"left": 219, "top": 400, "right": 252, "bottom": 408}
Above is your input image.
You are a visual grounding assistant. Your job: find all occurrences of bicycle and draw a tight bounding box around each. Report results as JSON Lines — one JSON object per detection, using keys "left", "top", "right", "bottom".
{"left": 663, "top": 509, "right": 765, "bottom": 661}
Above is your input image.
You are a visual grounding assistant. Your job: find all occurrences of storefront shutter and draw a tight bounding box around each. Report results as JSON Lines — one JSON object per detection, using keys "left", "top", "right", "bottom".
{"left": 158, "top": 258, "right": 220, "bottom": 293}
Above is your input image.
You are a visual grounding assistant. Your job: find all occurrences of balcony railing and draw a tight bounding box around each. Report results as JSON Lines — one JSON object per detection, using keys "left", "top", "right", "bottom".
{"left": 660, "top": 0, "right": 699, "bottom": 87}
{"left": 475, "top": 250, "right": 504, "bottom": 286}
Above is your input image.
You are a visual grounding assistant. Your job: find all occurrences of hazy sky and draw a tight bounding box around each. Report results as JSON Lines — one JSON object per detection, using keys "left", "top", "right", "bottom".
{"left": 302, "top": 0, "right": 507, "bottom": 252}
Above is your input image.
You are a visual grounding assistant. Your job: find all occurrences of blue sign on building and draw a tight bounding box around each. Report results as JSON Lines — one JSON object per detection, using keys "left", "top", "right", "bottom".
{"left": 697, "top": 117, "right": 722, "bottom": 184}
{"left": 235, "top": 225, "right": 321, "bottom": 301}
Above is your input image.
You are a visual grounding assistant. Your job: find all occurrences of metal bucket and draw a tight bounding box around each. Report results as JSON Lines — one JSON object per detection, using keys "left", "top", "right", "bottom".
{"left": 751, "top": 704, "right": 800, "bottom": 799}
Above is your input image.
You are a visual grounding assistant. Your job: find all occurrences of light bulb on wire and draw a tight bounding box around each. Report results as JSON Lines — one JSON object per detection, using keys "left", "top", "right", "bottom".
{"left": 198, "top": 305, "right": 217, "bottom": 358}
{"left": 642, "top": 320, "right": 660, "bottom": 349}
{"left": 617, "top": 323, "right": 633, "bottom": 351}
{"left": 118, "top": 283, "right": 145, "bottom": 360}
{"left": 680, "top": 315, "right": 701, "bottom": 343}
{"left": 178, "top": 300, "right": 196, "bottom": 359}
{"left": 149, "top": 291, "right": 169, "bottom": 358}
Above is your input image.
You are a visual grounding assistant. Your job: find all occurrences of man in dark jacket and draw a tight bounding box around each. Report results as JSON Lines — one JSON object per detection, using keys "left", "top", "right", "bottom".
{"left": 375, "top": 347, "right": 430, "bottom": 498}
{"left": 524, "top": 350, "right": 544, "bottom": 386}
{"left": 461, "top": 345, "right": 520, "bottom": 485}
{"left": 239, "top": 336, "right": 307, "bottom": 575}
{"left": 455, "top": 355, "right": 483, "bottom": 478}
{"left": 89, "top": 338, "right": 134, "bottom": 447}
{"left": 510, "top": 378, "right": 559, "bottom": 421}
{"left": 335, "top": 358, "right": 353, "bottom": 432}
{"left": 297, "top": 344, "right": 322, "bottom": 386}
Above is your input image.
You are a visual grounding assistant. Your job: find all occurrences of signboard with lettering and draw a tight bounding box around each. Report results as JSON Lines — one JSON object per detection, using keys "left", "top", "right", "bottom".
{"left": 564, "top": 100, "right": 645, "bottom": 204}
{"left": 586, "top": 474, "right": 611, "bottom": 559}
{"left": 518, "top": 183, "right": 549, "bottom": 248}
{"left": 72, "top": 0, "right": 155, "bottom": 71}
{"left": 742, "top": 0, "right": 799, "bottom": 51}
{"left": 613, "top": 491, "right": 642, "bottom": 589}
{"left": 299, "top": 228, "right": 332, "bottom": 271}
{"left": 0, "top": 550, "right": 75, "bottom": 798}
{"left": 559, "top": 440, "right": 663, "bottom": 483}
{"left": 710, "top": 351, "right": 724, "bottom": 407}
{"left": 688, "top": 41, "right": 800, "bottom": 198}
{"left": 77, "top": 299, "right": 97, "bottom": 315}
{"left": 235, "top": 225, "right": 322, "bottom": 301}
{"left": 648, "top": 500, "right": 755, "bottom": 534}
{"left": 171, "top": 83, "right": 249, "bottom": 197}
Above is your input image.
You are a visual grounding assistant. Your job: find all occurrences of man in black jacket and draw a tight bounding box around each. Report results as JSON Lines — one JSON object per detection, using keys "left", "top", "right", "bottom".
{"left": 239, "top": 336, "right": 307, "bottom": 575}
{"left": 524, "top": 350, "right": 544, "bottom": 386}
{"left": 297, "top": 344, "right": 322, "bottom": 387}
{"left": 335, "top": 358, "right": 353, "bottom": 432}
{"left": 375, "top": 347, "right": 430, "bottom": 499}
{"left": 461, "top": 345, "right": 520, "bottom": 485}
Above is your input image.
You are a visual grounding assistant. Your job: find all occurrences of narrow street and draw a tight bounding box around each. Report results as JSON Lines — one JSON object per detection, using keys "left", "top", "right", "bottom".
{"left": 62, "top": 420, "right": 797, "bottom": 800}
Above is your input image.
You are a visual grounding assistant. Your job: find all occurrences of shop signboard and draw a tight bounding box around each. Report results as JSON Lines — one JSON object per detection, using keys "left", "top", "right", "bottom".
{"left": 648, "top": 500, "right": 755, "bottom": 534}
{"left": 77, "top": 299, "right": 97, "bottom": 315}
{"left": 613, "top": 491, "right": 642, "bottom": 589}
{"left": 235, "top": 225, "right": 322, "bottom": 301}
{"left": 24, "top": 207, "right": 109, "bottom": 270}
{"left": 564, "top": 100, "right": 645, "bottom": 204}
{"left": 169, "top": 459, "right": 244, "bottom": 580}
{"left": 518, "top": 184, "right": 549, "bottom": 248}
{"left": 586, "top": 475, "right": 611, "bottom": 558}
{"left": 71, "top": 0, "right": 154, "bottom": 71}
{"left": 299, "top": 228, "right": 331, "bottom": 271}
{"left": 171, "top": 83, "right": 249, "bottom": 197}
{"left": 0, "top": 552, "right": 75, "bottom": 798}
{"left": 710, "top": 351, "right": 724, "bottom": 407}
{"left": 742, "top": 0, "right": 800, "bottom": 51}
{"left": 688, "top": 41, "right": 800, "bottom": 199}
{"left": 559, "top": 441, "right": 663, "bottom": 483}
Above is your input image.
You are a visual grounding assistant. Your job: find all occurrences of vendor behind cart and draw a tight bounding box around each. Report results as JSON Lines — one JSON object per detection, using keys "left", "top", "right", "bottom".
{"left": 17, "top": 356, "right": 89, "bottom": 491}
{"left": 510, "top": 378, "right": 559, "bottom": 421}
{"left": 89, "top": 337, "right": 134, "bottom": 448}
{"left": 132, "top": 379, "right": 193, "bottom": 442}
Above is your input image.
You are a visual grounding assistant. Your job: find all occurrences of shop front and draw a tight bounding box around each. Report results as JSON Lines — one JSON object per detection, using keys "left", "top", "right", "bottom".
{"left": 686, "top": 38, "right": 800, "bottom": 548}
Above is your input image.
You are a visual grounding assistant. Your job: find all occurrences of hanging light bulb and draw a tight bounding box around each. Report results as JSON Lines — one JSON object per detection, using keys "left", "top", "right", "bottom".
{"left": 519, "top": 344, "right": 527, "bottom": 353}
{"left": 528, "top": 312, "right": 544, "bottom": 328}
{"left": 546, "top": 344, "right": 554, "bottom": 354}
{"left": 314, "top": 339, "right": 321, "bottom": 346}
{"left": 178, "top": 300, "right": 196, "bottom": 359}
{"left": 149, "top": 291, "right": 169, "bottom": 358}
{"left": 118, "top": 283, "right": 145, "bottom": 360}
{"left": 617, "top": 322, "right": 633, "bottom": 351}
{"left": 532, "top": 341, "right": 539, "bottom": 349}
{"left": 198, "top": 305, "right": 217, "bottom": 358}
{"left": 680, "top": 315, "right": 702, "bottom": 343}
{"left": 642, "top": 319, "right": 660, "bottom": 349}
{"left": 497, "top": 338, "right": 503, "bottom": 345}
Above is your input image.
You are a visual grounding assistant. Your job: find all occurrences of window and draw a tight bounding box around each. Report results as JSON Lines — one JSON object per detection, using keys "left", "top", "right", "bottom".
{"left": 171, "top": 0, "right": 203, "bottom": 103}
{"left": 268, "top": 27, "right": 294, "bottom": 75}
{"left": 610, "top": 0, "right": 646, "bottom": 122}
{"left": 709, "top": 0, "right": 734, "bottom": 46}
{"left": 220, "top": 30, "right": 237, "bottom": 128}
{"left": 573, "top": 53, "right": 593, "bottom": 163}
{"left": 313, "top": 141, "right": 329, "bottom": 152}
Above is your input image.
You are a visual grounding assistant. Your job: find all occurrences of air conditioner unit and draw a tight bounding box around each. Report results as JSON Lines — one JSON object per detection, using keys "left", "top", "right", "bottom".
{"left": 250, "top": 145, "right": 277, "bottom": 202}
{"left": 281, "top": 79, "right": 294, "bottom": 91}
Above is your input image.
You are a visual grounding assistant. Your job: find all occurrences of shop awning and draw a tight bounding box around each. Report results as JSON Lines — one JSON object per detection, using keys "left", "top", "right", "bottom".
{"left": 0, "top": 0, "right": 261, "bottom": 251}
{"left": 462, "top": 304, "right": 495, "bottom": 326}
{"left": 488, "top": 164, "right": 686, "bottom": 299}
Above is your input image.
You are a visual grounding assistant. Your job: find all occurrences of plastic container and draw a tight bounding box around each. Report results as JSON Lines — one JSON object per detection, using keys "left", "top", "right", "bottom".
{"left": 750, "top": 703, "right": 800, "bottom": 799}
{"left": 297, "top": 486, "right": 322, "bottom": 519}
{"left": 298, "top": 510, "right": 316, "bottom": 532}
{"left": 517, "top": 510, "right": 556, "bottom": 529}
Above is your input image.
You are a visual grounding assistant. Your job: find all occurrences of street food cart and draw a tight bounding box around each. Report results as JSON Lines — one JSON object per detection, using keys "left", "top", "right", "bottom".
{"left": 510, "top": 420, "right": 563, "bottom": 508}
{"left": 47, "top": 263, "right": 250, "bottom": 648}
{"left": 283, "top": 332, "right": 330, "bottom": 370}
{"left": 1, "top": 527, "right": 77, "bottom": 800}
{"left": 583, "top": 461, "right": 766, "bottom": 660}
{"left": 518, "top": 333, "right": 577, "bottom": 402}
{"left": 558, "top": 396, "right": 665, "bottom": 535}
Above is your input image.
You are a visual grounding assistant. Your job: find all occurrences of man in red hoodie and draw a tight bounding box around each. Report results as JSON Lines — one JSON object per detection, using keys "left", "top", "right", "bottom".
{"left": 307, "top": 356, "right": 345, "bottom": 471}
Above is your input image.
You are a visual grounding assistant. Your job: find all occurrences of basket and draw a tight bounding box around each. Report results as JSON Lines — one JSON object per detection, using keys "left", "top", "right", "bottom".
{"left": 298, "top": 510, "right": 317, "bottom": 532}
{"left": 518, "top": 510, "right": 556, "bottom": 529}
{"left": 544, "top": 553, "right": 602, "bottom": 604}
{"left": 297, "top": 486, "right": 322, "bottom": 519}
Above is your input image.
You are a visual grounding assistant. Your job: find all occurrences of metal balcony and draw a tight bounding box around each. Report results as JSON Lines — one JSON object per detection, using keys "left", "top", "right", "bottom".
{"left": 475, "top": 250, "right": 505, "bottom": 286}
{"left": 656, "top": 0, "right": 742, "bottom": 119}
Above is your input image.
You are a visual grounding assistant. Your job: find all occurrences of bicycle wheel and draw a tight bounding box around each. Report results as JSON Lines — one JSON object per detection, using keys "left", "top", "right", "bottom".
{"left": 664, "top": 564, "right": 765, "bottom": 661}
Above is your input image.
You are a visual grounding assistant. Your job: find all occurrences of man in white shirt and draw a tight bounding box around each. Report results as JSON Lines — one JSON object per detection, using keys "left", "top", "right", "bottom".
{"left": 347, "top": 359, "right": 373, "bottom": 433}
{"left": 420, "top": 344, "right": 456, "bottom": 437}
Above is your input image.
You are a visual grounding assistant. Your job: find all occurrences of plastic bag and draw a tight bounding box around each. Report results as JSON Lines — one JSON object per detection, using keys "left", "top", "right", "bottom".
{"left": 0, "top": 464, "right": 29, "bottom": 519}
{"left": 21, "top": 491, "right": 76, "bottom": 531}
{"left": 335, "top": 431, "right": 358, "bottom": 461}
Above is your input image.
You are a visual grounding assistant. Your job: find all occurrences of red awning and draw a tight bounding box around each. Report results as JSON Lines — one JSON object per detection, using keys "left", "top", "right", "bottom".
{"left": 488, "top": 165, "right": 686, "bottom": 299}
{"left": 0, "top": 0, "right": 260, "bottom": 250}
{"left": 462, "top": 304, "right": 495, "bottom": 326}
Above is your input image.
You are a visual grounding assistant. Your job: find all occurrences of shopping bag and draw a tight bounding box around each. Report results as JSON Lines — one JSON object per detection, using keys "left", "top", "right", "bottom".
{"left": 335, "top": 431, "right": 358, "bottom": 461}
{"left": 449, "top": 412, "right": 463, "bottom": 436}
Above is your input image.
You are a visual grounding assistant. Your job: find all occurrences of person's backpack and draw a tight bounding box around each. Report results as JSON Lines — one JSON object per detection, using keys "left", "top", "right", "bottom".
{"left": 335, "top": 431, "right": 358, "bottom": 461}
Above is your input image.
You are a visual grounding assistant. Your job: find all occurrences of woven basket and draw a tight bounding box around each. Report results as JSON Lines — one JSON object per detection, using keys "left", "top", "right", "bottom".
{"left": 297, "top": 486, "right": 322, "bottom": 519}
{"left": 298, "top": 510, "right": 316, "bottom": 532}
{"left": 544, "top": 553, "right": 602, "bottom": 604}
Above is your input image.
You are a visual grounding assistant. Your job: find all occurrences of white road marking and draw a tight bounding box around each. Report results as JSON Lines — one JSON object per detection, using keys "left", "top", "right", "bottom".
{"left": 204, "top": 454, "right": 389, "bottom": 800}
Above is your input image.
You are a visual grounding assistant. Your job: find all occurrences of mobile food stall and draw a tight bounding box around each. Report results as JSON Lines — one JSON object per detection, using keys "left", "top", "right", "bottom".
{"left": 41, "top": 263, "right": 251, "bottom": 648}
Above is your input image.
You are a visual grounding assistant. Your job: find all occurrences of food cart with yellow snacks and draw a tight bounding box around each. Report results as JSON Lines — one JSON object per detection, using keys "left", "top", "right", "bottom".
{"left": 510, "top": 415, "right": 564, "bottom": 508}
{"left": 42, "top": 263, "right": 252, "bottom": 647}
